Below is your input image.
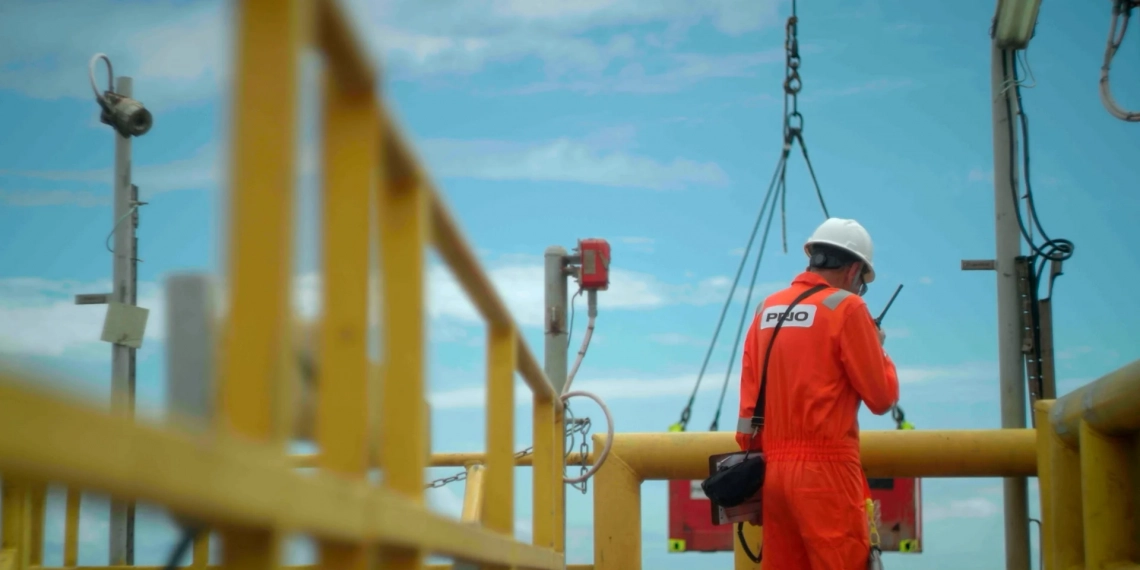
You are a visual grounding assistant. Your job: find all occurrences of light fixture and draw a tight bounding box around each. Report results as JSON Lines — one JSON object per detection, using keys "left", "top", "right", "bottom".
{"left": 994, "top": 0, "right": 1043, "bottom": 49}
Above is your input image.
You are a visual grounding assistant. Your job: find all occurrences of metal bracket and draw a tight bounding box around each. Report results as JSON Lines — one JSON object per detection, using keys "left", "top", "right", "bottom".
{"left": 961, "top": 259, "right": 996, "bottom": 271}
{"left": 1014, "top": 256, "right": 1043, "bottom": 419}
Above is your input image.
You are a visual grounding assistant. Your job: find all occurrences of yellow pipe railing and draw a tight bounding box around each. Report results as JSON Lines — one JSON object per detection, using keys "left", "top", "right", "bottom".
{"left": 2, "top": 0, "right": 1140, "bottom": 568}
{"left": 0, "top": 1, "right": 565, "bottom": 570}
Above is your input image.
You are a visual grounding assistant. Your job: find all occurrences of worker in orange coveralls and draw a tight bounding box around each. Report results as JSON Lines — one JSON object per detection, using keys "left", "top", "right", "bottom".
{"left": 735, "top": 217, "right": 900, "bottom": 569}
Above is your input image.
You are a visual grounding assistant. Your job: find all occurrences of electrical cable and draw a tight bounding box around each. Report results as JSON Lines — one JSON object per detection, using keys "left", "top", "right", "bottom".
{"left": 89, "top": 53, "right": 113, "bottom": 105}
{"left": 1100, "top": 0, "right": 1140, "bottom": 122}
{"left": 560, "top": 289, "right": 614, "bottom": 487}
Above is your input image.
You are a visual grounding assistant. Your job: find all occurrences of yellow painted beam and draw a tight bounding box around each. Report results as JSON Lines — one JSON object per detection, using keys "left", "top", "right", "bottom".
{"left": 27, "top": 484, "right": 44, "bottom": 567}
{"left": 1033, "top": 401, "right": 1056, "bottom": 570}
{"left": 1, "top": 480, "right": 30, "bottom": 570}
{"left": 484, "top": 326, "right": 517, "bottom": 539}
{"left": 317, "top": 52, "right": 375, "bottom": 570}
{"left": 1051, "top": 358, "right": 1140, "bottom": 447}
{"left": 0, "top": 380, "right": 563, "bottom": 569}
{"left": 28, "top": 565, "right": 595, "bottom": 570}
{"left": 378, "top": 113, "right": 430, "bottom": 570}
{"left": 592, "top": 451, "right": 641, "bottom": 570}
{"left": 63, "top": 489, "right": 79, "bottom": 567}
{"left": 607, "top": 430, "right": 1037, "bottom": 480}
{"left": 734, "top": 523, "right": 762, "bottom": 570}
{"left": 315, "top": 0, "right": 375, "bottom": 94}
{"left": 531, "top": 396, "right": 557, "bottom": 551}
{"left": 460, "top": 465, "right": 485, "bottom": 523}
{"left": 289, "top": 450, "right": 589, "bottom": 469}
{"left": 1079, "top": 420, "right": 1134, "bottom": 569}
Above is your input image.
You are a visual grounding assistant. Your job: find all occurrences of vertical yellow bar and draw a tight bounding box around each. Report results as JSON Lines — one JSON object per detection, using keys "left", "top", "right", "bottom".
{"left": 28, "top": 483, "right": 44, "bottom": 567}
{"left": 532, "top": 396, "right": 556, "bottom": 550}
{"left": 219, "top": 0, "right": 307, "bottom": 568}
{"left": 733, "top": 523, "right": 762, "bottom": 570}
{"left": 1, "top": 480, "right": 30, "bottom": 570}
{"left": 218, "top": 0, "right": 305, "bottom": 441}
{"left": 63, "top": 489, "right": 80, "bottom": 567}
{"left": 592, "top": 452, "right": 641, "bottom": 570}
{"left": 191, "top": 533, "right": 209, "bottom": 569}
{"left": 378, "top": 132, "right": 429, "bottom": 570}
{"left": 1032, "top": 401, "right": 1054, "bottom": 570}
{"left": 1049, "top": 420, "right": 1083, "bottom": 569}
{"left": 484, "top": 326, "right": 517, "bottom": 541}
{"left": 554, "top": 406, "right": 566, "bottom": 554}
{"left": 316, "top": 54, "right": 375, "bottom": 570}
{"left": 1079, "top": 420, "right": 1132, "bottom": 569}
{"left": 461, "top": 464, "right": 486, "bottom": 523}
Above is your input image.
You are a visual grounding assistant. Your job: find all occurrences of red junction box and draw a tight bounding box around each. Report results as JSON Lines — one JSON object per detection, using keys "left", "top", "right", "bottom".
{"left": 668, "top": 477, "right": 922, "bottom": 554}
{"left": 577, "top": 238, "right": 611, "bottom": 290}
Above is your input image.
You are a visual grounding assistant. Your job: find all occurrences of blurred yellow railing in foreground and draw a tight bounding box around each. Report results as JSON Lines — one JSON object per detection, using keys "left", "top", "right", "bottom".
{"left": 1, "top": 0, "right": 567, "bottom": 568}
{"left": 2, "top": 0, "right": 1140, "bottom": 569}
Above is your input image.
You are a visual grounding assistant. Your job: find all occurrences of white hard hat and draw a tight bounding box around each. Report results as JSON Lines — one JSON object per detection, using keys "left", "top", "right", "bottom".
{"left": 803, "top": 218, "right": 876, "bottom": 284}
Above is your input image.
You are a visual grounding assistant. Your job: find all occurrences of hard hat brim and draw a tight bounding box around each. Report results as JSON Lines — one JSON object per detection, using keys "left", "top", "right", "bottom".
{"left": 803, "top": 239, "right": 876, "bottom": 284}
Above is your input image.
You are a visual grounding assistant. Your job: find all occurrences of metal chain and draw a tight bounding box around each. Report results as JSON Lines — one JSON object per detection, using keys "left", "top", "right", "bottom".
{"left": 425, "top": 411, "right": 593, "bottom": 490}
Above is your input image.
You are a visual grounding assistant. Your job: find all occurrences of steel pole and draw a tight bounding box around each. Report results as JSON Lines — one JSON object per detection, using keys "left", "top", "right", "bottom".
{"left": 108, "top": 75, "right": 136, "bottom": 567}
{"left": 990, "top": 43, "right": 1031, "bottom": 570}
{"left": 543, "top": 245, "right": 569, "bottom": 553}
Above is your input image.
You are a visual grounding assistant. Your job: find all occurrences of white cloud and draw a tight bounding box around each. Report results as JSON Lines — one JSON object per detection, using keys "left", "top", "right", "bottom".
{"left": 0, "top": 189, "right": 110, "bottom": 207}
{"left": 968, "top": 169, "right": 994, "bottom": 183}
{"left": 349, "top": 0, "right": 785, "bottom": 84}
{"left": 420, "top": 136, "right": 729, "bottom": 191}
{"left": 649, "top": 332, "right": 704, "bottom": 346}
{"left": 0, "top": 144, "right": 222, "bottom": 203}
{"left": 617, "top": 236, "right": 655, "bottom": 254}
{"left": 2, "top": 0, "right": 787, "bottom": 106}
{"left": 426, "top": 256, "right": 733, "bottom": 327}
{"left": 0, "top": 277, "right": 163, "bottom": 358}
{"left": 0, "top": 256, "right": 729, "bottom": 358}
{"left": 918, "top": 276, "right": 933, "bottom": 285}
{"left": 0, "top": 0, "right": 228, "bottom": 110}
{"left": 924, "top": 497, "right": 1000, "bottom": 522}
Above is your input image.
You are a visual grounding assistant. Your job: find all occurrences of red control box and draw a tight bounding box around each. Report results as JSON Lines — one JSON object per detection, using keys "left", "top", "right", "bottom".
{"left": 577, "top": 238, "right": 611, "bottom": 290}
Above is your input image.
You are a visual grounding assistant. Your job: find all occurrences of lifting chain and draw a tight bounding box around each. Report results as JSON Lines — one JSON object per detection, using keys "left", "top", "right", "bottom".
{"left": 425, "top": 414, "right": 593, "bottom": 490}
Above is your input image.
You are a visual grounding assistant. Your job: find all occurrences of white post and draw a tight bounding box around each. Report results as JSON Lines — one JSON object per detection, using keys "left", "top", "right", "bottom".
{"left": 107, "top": 75, "right": 137, "bottom": 567}
{"left": 990, "top": 43, "right": 1031, "bottom": 570}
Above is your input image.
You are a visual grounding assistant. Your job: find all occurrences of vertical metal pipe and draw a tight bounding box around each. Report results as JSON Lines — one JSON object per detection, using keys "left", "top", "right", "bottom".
{"left": 543, "top": 245, "right": 569, "bottom": 553}
{"left": 109, "top": 74, "right": 135, "bottom": 568}
{"left": 991, "top": 42, "right": 1031, "bottom": 570}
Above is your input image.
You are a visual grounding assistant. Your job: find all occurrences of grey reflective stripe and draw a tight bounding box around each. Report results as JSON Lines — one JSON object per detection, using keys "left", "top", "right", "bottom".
{"left": 736, "top": 416, "right": 753, "bottom": 434}
{"left": 754, "top": 301, "right": 765, "bottom": 316}
{"left": 822, "top": 289, "right": 852, "bottom": 310}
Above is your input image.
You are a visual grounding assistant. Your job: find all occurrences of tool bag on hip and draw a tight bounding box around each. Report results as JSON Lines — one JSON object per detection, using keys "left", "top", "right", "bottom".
{"left": 700, "top": 285, "right": 826, "bottom": 508}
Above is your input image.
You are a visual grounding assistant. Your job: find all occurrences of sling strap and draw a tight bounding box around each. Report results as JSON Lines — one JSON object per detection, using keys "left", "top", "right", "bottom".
{"left": 749, "top": 284, "right": 828, "bottom": 431}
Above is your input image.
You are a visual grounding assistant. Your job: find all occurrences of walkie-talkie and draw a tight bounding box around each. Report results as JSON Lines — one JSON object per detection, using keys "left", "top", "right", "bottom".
{"left": 874, "top": 284, "right": 904, "bottom": 327}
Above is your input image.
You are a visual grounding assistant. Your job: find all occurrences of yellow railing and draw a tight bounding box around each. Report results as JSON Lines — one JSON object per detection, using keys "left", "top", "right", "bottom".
{"left": 0, "top": 0, "right": 568, "bottom": 569}
{"left": 2, "top": 1, "right": 1139, "bottom": 570}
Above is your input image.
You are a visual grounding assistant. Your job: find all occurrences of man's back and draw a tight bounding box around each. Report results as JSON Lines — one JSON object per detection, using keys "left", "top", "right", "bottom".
{"left": 735, "top": 271, "right": 899, "bottom": 461}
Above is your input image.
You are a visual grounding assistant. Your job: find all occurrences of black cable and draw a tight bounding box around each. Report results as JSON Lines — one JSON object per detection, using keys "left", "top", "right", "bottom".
{"left": 1000, "top": 50, "right": 1075, "bottom": 272}
{"left": 163, "top": 527, "right": 201, "bottom": 570}
{"left": 710, "top": 163, "right": 784, "bottom": 431}
{"left": 796, "top": 134, "right": 831, "bottom": 219}
{"left": 674, "top": 153, "right": 789, "bottom": 431}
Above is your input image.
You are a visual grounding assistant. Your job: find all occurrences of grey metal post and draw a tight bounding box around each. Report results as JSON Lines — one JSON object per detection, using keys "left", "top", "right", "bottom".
{"left": 544, "top": 246, "right": 570, "bottom": 394}
{"left": 543, "top": 245, "right": 569, "bottom": 553}
{"left": 165, "top": 274, "right": 216, "bottom": 423}
{"left": 990, "top": 43, "right": 1031, "bottom": 570}
{"left": 109, "top": 75, "right": 136, "bottom": 567}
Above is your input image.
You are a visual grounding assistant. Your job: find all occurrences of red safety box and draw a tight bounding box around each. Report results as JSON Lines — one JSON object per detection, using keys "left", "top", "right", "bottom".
{"left": 577, "top": 238, "right": 611, "bottom": 290}
{"left": 667, "top": 477, "right": 922, "bottom": 553}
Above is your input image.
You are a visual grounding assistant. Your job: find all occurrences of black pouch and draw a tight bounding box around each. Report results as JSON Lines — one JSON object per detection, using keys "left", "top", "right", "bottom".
{"left": 699, "top": 284, "right": 826, "bottom": 510}
{"left": 701, "top": 453, "right": 766, "bottom": 508}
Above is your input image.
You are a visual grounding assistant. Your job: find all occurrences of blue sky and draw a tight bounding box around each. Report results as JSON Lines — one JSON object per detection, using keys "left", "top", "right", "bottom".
{"left": 2, "top": 0, "right": 1139, "bottom": 568}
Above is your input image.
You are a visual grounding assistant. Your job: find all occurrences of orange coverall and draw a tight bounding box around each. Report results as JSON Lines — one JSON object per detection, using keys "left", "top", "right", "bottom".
{"left": 735, "top": 271, "right": 899, "bottom": 570}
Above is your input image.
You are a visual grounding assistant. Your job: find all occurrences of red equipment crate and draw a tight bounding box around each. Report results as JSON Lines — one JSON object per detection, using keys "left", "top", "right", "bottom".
{"left": 667, "top": 477, "right": 922, "bottom": 553}
{"left": 577, "top": 238, "right": 611, "bottom": 290}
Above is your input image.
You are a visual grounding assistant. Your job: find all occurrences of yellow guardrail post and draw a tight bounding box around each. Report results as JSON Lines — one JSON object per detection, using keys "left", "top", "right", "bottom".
{"left": 592, "top": 437, "right": 641, "bottom": 570}
{"left": 63, "top": 488, "right": 80, "bottom": 567}
{"left": 1078, "top": 420, "right": 1134, "bottom": 569}
{"left": 485, "top": 326, "right": 518, "bottom": 555}
{"left": 28, "top": 483, "right": 45, "bottom": 567}
{"left": 734, "top": 523, "right": 762, "bottom": 570}
{"left": 220, "top": 0, "right": 308, "bottom": 567}
{"left": 460, "top": 465, "right": 486, "bottom": 524}
{"left": 316, "top": 17, "right": 376, "bottom": 570}
{"left": 1, "top": 480, "right": 31, "bottom": 570}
